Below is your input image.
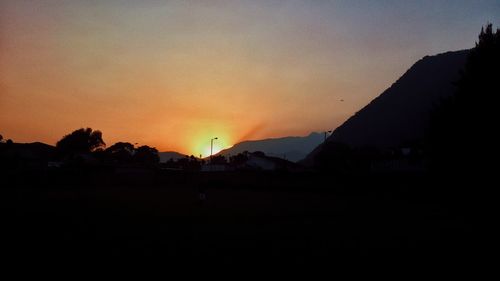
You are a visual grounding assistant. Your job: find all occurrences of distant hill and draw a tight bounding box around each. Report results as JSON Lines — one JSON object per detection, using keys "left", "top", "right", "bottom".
{"left": 217, "top": 132, "right": 323, "bottom": 162}
{"left": 0, "top": 142, "right": 56, "bottom": 157}
{"left": 0, "top": 141, "right": 57, "bottom": 169}
{"left": 159, "top": 151, "right": 187, "bottom": 162}
{"left": 303, "top": 50, "right": 469, "bottom": 164}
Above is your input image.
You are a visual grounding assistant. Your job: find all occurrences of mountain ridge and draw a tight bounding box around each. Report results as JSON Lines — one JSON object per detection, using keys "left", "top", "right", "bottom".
{"left": 216, "top": 132, "right": 324, "bottom": 162}
{"left": 302, "top": 49, "right": 470, "bottom": 164}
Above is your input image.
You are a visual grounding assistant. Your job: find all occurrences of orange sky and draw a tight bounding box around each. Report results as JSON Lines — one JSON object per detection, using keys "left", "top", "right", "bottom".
{"left": 1, "top": 1, "right": 496, "bottom": 155}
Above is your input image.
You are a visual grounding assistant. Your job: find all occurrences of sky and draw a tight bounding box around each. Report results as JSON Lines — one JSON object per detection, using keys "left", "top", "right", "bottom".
{"left": 1, "top": 0, "right": 499, "bottom": 156}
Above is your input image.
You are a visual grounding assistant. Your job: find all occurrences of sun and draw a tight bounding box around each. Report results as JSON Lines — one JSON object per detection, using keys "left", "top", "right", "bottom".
{"left": 202, "top": 140, "right": 223, "bottom": 158}
{"left": 187, "top": 126, "right": 233, "bottom": 158}
{"left": 195, "top": 137, "right": 231, "bottom": 158}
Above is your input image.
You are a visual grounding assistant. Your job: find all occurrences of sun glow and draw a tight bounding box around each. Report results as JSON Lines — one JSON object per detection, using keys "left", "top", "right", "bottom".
{"left": 194, "top": 137, "right": 232, "bottom": 159}
{"left": 186, "top": 125, "right": 234, "bottom": 158}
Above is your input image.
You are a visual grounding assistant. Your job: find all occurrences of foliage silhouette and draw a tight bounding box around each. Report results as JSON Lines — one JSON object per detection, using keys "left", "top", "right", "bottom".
{"left": 229, "top": 152, "right": 249, "bottom": 166}
{"left": 133, "top": 145, "right": 160, "bottom": 166}
{"left": 105, "top": 142, "right": 135, "bottom": 164}
{"left": 56, "top": 128, "right": 105, "bottom": 155}
{"left": 211, "top": 155, "right": 227, "bottom": 165}
{"left": 427, "top": 23, "right": 499, "bottom": 178}
{"left": 168, "top": 155, "right": 202, "bottom": 171}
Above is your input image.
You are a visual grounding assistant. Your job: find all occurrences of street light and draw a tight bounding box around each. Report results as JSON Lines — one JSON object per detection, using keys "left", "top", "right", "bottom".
{"left": 210, "top": 137, "right": 218, "bottom": 163}
{"left": 324, "top": 130, "right": 332, "bottom": 143}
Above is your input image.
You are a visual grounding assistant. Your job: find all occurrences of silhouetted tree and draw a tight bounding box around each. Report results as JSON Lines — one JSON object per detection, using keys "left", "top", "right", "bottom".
{"left": 427, "top": 23, "right": 499, "bottom": 178}
{"left": 56, "top": 128, "right": 105, "bottom": 155}
{"left": 187, "top": 155, "right": 202, "bottom": 170}
{"left": 171, "top": 155, "right": 202, "bottom": 171}
{"left": 0, "top": 135, "right": 13, "bottom": 145}
{"left": 211, "top": 155, "right": 227, "bottom": 165}
{"left": 105, "top": 142, "right": 135, "bottom": 164}
{"left": 229, "top": 152, "right": 249, "bottom": 166}
{"left": 133, "top": 145, "right": 159, "bottom": 166}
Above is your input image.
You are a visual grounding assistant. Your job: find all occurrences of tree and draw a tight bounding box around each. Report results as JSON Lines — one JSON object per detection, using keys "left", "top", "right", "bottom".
{"left": 427, "top": 23, "right": 500, "bottom": 177}
{"left": 105, "top": 142, "right": 135, "bottom": 163}
{"left": 171, "top": 155, "right": 202, "bottom": 171}
{"left": 229, "top": 152, "right": 249, "bottom": 166}
{"left": 56, "top": 128, "right": 105, "bottom": 155}
{"left": 133, "top": 145, "right": 159, "bottom": 166}
{"left": 211, "top": 155, "right": 227, "bottom": 165}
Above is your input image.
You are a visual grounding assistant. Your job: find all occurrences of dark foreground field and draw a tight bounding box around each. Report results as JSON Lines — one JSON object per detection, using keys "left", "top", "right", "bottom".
{"left": 1, "top": 170, "right": 479, "bottom": 265}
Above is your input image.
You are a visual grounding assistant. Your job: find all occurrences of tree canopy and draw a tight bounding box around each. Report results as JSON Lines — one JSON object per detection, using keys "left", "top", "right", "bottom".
{"left": 56, "top": 128, "right": 105, "bottom": 154}
{"left": 105, "top": 142, "right": 135, "bottom": 163}
{"left": 427, "top": 23, "right": 499, "bottom": 177}
{"left": 133, "top": 145, "right": 160, "bottom": 166}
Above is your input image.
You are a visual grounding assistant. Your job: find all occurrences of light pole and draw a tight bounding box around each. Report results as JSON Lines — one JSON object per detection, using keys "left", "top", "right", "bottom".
{"left": 324, "top": 130, "right": 332, "bottom": 144}
{"left": 210, "top": 137, "right": 218, "bottom": 163}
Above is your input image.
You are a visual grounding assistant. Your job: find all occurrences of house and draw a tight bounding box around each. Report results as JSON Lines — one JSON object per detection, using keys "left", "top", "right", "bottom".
{"left": 246, "top": 153, "right": 276, "bottom": 170}
{"left": 244, "top": 152, "right": 303, "bottom": 171}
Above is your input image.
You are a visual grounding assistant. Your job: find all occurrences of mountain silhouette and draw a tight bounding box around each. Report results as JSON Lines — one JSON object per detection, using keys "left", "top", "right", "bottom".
{"left": 217, "top": 132, "right": 323, "bottom": 162}
{"left": 303, "top": 49, "right": 469, "bottom": 164}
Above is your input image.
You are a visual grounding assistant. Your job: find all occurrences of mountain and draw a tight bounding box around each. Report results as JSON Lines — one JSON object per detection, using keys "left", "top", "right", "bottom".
{"left": 217, "top": 132, "right": 323, "bottom": 162}
{"left": 159, "top": 151, "right": 186, "bottom": 162}
{"left": 303, "top": 50, "right": 469, "bottom": 164}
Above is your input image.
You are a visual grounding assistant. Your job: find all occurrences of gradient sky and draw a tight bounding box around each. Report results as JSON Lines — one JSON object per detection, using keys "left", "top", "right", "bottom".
{"left": 1, "top": 0, "right": 498, "bottom": 155}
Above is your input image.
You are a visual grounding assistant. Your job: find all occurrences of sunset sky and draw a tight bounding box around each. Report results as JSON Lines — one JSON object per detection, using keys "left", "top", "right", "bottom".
{"left": 1, "top": 0, "right": 498, "bottom": 156}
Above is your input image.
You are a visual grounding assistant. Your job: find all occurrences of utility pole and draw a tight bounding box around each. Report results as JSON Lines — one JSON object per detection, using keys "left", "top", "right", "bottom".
{"left": 210, "top": 137, "right": 218, "bottom": 163}
{"left": 324, "top": 130, "right": 332, "bottom": 144}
